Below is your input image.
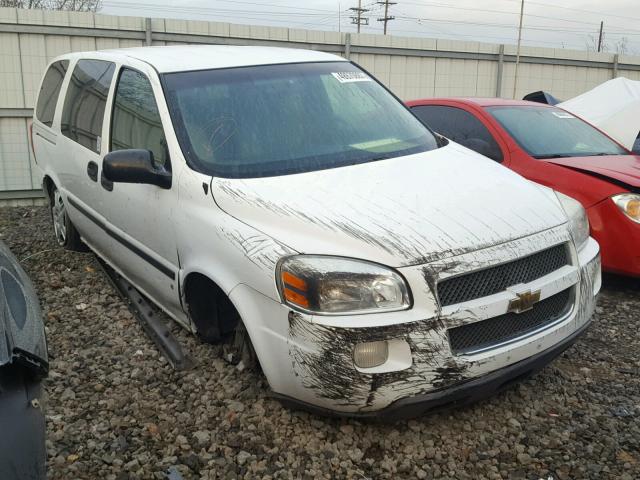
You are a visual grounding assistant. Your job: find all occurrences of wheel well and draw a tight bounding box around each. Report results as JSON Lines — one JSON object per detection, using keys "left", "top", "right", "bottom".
{"left": 183, "top": 273, "right": 240, "bottom": 343}
{"left": 42, "top": 176, "right": 55, "bottom": 201}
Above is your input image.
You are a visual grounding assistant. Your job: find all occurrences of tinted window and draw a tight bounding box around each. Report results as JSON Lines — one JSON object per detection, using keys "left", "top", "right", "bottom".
{"left": 412, "top": 105, "right": 503, "bottom": 161}
{"left": 488, "top": 105, "right": 627, "bottom": 159}
{"left": 35, "top": 60, "right": 69, "bottom": 127}
{"left": 633, "top": 132, "right": 640, "bottom": 155}
{"left": 61, "top": 59, "right": 115, "bottom": 153}
{"left": 163, "top": 62, "right": 438, "bottom": 178}
{"left": 110, "top": 68, "right": 168, "bottom": 167}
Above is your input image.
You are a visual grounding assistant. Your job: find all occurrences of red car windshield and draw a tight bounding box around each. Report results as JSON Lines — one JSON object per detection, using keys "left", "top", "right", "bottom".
{"left": 487, "top": 105, "right": 627, "bottom": 159}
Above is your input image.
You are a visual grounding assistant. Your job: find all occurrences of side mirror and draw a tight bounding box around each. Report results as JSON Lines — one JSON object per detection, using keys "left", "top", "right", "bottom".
{"left": 103, "top": 149, "right": 171, "bottom": 189}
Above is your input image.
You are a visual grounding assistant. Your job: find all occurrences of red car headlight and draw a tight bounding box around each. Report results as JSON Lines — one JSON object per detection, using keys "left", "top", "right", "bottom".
{"left": 612, "top": 194, "right": 640, "bottom": 224}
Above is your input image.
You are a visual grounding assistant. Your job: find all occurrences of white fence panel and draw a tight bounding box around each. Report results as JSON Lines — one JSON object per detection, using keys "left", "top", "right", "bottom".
{"left": 1, "top": 6, "right": 640, "bottom": 201}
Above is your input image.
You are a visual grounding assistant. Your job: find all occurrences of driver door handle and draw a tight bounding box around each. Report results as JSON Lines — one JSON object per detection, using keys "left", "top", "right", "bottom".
{"left": 87, "top": 161, "right": 98, "bottom": 182}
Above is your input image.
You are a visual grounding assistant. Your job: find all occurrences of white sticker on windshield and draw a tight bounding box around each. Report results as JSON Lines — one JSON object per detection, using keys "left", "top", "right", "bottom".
{"left": 552, "top": 111, "right": 575, "bottom": 118}
{"left": 331, "top": 72, "right": 372, "bottom": 83}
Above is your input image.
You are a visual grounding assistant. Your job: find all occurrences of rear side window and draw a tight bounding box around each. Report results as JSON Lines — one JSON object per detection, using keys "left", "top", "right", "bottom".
{"left": 412, "top": 105, "right": 503, "bottom": 162}
{"left": 36, "top": 60, "right": 69, "bottom": 127}
{"left": 110, "top": 68, "right": 168, "bottom": 167}
{"left": 61, "top": 59, "right": 115, "bottom": 153}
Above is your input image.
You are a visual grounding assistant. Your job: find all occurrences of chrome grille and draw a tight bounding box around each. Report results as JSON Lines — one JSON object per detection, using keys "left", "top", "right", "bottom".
{"left": 448, "top": 287, "right": 573, "bottom": 355}
{"left": 438, "top": 244, "right": 569, "bottom": 307}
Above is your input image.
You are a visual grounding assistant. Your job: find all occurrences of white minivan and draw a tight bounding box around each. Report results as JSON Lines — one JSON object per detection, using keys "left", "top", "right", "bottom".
{"left": 32, "top": 46, "right": 601, "bottom": 419}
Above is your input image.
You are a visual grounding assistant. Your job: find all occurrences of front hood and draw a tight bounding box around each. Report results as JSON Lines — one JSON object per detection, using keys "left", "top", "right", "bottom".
{"left": 212, "top": 143, "right": 567, "bottom": 267}
{"left": 0, "top": 240, "right": 48, "bottom": 375}
{"left": 544, "top": 155, "right": 640, "bottom": 189}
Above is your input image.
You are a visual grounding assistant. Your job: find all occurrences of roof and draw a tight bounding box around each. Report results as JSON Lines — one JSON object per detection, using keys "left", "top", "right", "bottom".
{"left": 407, "top": 97, "right": 550, "bottom": 107}
{"left": 90, "top": 45, "right": 346, "bottom": 73}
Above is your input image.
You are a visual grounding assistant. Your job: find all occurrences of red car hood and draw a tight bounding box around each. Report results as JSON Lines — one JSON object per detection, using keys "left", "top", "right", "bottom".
{"left": 544, "top": 155, "right": 640, "bottom": 188}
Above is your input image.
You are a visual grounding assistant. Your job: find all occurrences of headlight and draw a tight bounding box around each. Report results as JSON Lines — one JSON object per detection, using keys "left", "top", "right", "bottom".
{"left": 612, "top": 193, "right": 640, "bottom": 224}
{"left": 277, "top": 255, "right": 411, "bottom": 315}
{"left": 555, "top": 191, "right": 589, "bottom": 249}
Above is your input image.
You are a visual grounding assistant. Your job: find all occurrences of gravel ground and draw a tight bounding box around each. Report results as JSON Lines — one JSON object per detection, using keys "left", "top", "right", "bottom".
{"left": 1, "top": 206, "right": 639, "bottom": 480}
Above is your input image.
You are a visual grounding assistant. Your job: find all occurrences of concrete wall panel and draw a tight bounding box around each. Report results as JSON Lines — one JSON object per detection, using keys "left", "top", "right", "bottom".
{"left": 0, "top": 33, "right": 25, "bottom": 108}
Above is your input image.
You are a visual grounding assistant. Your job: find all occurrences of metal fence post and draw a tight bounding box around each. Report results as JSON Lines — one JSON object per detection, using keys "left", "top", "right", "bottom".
{"left": 344, "top": 32, "right": 351, "bottom": 60}
{"left": 145, "top": 18, "right": 152, "bottom": 46}
{"left": 613, "top": 53, "right": 619, "bottom": 78}
{"left": 495, "top": 44, "right": 504, "bottom": 98}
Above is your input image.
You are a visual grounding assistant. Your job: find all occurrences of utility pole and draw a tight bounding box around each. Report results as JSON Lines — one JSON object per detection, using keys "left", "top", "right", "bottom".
{"left": 512, "top": 0, "right": 525, "bottom": 99}
{"left": 597, "top": 21, "right": 604, "bottom": 52}
{"left": 376, "top": 0, "right": 396, "bottom": 35}
{"left": 349, "top": 0, "right": 369, "bottom": 33}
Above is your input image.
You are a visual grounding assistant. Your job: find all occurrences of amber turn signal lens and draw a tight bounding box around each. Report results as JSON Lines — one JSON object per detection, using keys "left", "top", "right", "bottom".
{"left": 282, "top": 271, "right": 307, "bottom": 291}
{"left": 283, "top": 287, "right": 309, "bottom": 308}
{"left": 627, "top": 199, "right": 640, "bottom": 219}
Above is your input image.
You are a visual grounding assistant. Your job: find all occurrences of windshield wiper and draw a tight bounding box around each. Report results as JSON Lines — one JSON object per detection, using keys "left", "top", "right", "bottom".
{"left": 532, "top": 153, "right": 573, "bottom": 159}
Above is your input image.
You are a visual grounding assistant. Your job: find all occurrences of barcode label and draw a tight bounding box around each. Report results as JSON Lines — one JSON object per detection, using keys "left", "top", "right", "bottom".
{"left": 331, "top": 72, "right": 372, "bottom": 83}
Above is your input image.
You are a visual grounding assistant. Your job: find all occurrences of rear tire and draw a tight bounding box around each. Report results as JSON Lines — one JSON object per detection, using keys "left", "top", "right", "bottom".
{"left": 49, "top": 185, "right": 85, "bottom": 251}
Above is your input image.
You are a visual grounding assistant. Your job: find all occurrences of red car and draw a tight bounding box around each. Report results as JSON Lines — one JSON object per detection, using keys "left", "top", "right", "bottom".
{"left": 407, "top": 98, "right": 640, "bottom": 277}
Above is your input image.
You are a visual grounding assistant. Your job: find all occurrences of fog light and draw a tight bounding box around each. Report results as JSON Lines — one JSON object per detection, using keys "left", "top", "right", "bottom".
{"left": 353, "top": 341, "right": 389, "bottom": 368}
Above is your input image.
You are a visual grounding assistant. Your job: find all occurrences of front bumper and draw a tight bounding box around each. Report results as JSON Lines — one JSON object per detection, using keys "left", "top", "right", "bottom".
{"left": 588, "top": 197, "right": 640, "bottom": 276}
{"left": 232, "top": 227, "right": 601, "bottom": 417}
{"left": 272, "top": 318, "right": 590, "bottom": 421}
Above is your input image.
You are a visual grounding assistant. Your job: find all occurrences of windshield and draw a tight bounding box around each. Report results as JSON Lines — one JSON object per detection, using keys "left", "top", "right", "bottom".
{"left": 163, "top": 61, "right": 438, "bottom": 178}
{"left": 487, "top": 105, "right": 627, "bottom": 159}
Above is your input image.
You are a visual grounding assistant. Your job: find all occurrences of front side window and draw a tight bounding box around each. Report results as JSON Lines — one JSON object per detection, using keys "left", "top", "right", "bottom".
{"left": 411, "top": 105, "right": 503, "bottom": 161}
{"left": 61, "top": 59, "right": 115, "bottom": 153}
{"left": 110, "top": 68, "right": 168, "bottom": 167}
{"left": 488, "top": 105, "right": 628, "bottom": 159}
{"left": 163, "top": 61, "right": 438, "bottom": 178}
{"left": 36, "top": 60, "right": 69, "bottom": 127}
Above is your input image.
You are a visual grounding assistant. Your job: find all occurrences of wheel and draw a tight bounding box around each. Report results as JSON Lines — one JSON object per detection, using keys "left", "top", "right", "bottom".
{"left": 222, "top": 321, "right": 259, "bottom": 371}
{"left": 49, "top": 186, "right": 85, "bottom": 251}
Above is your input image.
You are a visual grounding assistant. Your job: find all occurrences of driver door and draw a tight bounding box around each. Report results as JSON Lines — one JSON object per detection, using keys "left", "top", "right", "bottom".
{"left": 97, "top": 65, "right": 181, "bottom": 317}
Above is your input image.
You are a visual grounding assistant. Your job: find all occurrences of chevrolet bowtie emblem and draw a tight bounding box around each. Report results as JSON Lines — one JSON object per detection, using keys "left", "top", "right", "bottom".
{"left": 508, "top": 289, "right": 541, "bottom": 314}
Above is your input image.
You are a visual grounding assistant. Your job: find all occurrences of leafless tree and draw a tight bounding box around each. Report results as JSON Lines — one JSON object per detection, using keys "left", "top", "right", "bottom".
{"left": 586, "top": 32, "right": 607, "bottom": 52}
{"left": 0, "top": 0, "right": 101, "bottom": 12}
{"left": 614, "top": 37, "right": 629, "bottom": 55}
{"left": 586, "top": 32, "right": 630, "bottom": 55}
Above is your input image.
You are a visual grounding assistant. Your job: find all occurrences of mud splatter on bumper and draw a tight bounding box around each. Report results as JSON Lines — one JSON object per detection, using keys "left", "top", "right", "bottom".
{"left": 286, "top": 236, "right": 600, "bottom": 415}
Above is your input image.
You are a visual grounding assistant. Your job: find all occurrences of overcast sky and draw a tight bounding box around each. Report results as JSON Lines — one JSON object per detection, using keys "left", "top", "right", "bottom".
{"left": 101, "top": 0, "right": 640, "bottom": 55}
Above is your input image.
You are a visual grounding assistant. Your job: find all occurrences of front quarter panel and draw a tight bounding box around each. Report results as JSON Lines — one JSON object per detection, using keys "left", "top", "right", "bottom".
{"left": 175, "top": 168, "right": 295, "bottom": 307}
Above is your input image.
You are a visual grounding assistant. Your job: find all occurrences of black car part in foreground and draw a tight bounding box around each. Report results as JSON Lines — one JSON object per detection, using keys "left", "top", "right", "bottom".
{"left": 0, "top": 240, "right": 48, "bottom": 479}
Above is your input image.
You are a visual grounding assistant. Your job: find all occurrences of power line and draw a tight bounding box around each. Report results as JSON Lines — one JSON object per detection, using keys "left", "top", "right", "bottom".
{"left": 101, "top": 0, "right": 640, "bottom": 52}
{"left": 497, "top": 0, "right": 640, "bottom": 24}
{"left": 393, "top": 15, "right": 640, "bottom": 37}
{"left": 398, "top": 0, "right": 605, "bottom": 28}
